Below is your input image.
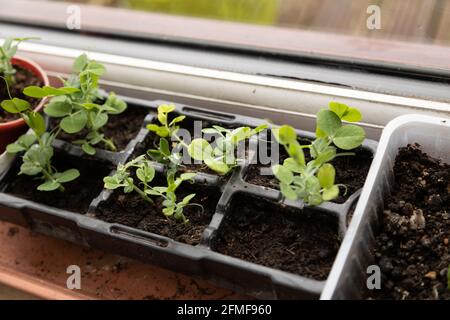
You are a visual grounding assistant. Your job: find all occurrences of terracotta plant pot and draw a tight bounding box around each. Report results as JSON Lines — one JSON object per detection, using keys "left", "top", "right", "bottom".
{"left": 0, "top": 56, "right": 49, "bottom": 153}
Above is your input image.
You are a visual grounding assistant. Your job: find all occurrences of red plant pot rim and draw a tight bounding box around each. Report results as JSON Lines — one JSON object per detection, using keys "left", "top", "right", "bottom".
{"left": 0, "top": 56, "right": 49, "bottom": 129}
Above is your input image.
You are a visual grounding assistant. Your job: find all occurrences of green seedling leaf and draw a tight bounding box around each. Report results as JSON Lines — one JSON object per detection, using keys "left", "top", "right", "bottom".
{"left": 251, "top": 124, "right": 268, "bottom": 135}
{"left": 182, "top": 193, "right": 196, "bottom": 205}
{"left": 6, "top": 134, "right": 37, "bottom": 153}
{"left": 333, "top": 125, "right": 365, "bottom": 150}
{"left": 1, "top": 98, "right": 30, "bottom": 113}
{"left": 272, "top": 164, "right": 293, "bottom": 185}
{"left": 24, "top": 86, "right": 79, "bottom": 98}
{"left": 6, "top": 143, "right": 25, "bottom": 153}
{"left": 341, "top": 107, "right": 362, "bottom": 122}
{"left": 317, "top": 109, "right": 341, "bottom": 137}
{"left": 322, "top": 185, "right": 339, "bottom": 201}
{"left": 283, "top": 158, "right": 304, "bottom": 173}
{"left": 72, "top": 53, "right": 89, "bottom": 73}
{"left": 103, "top": 93, "right": 127, "bottom": 115}
{"left": 54, "top": 169, "right": 80, "bottom": 183}
{"left": 37, "top": 180, "right": 61, "bottom": 191}
{"left": 23, "top": 112, "right": 46, "bottom": 136}
{"left": 90, "top": 112, "right": 108, "bottom": 130}
{"left": 60, "top": 111, "right": 88, "bottom": 133}
{"left": 82, "top": 143, "right": 96, "bottom": 155}
{"left": 44, "top": 98, "right": 72, "bottom": 117}
{"left": 169, "top": 115, "right": 186, "bottom": 126}
{"left": 21, "top": 86, "right": 47, "bottom": 98}
{"left": 180, "top": 172, "right": 196, "bottom": 181}
{"left": 159, "top": 138, "right": 170, "bottom": 156}
{"left": 204, "top": 157, "right": 231, "bottom": 175}
{"left": 280, "top": 183, "right": 297, "bottom": 201}
{"left": 329, "top": 102, "right": 349, "bottom": 118}
{"left": 82, "top": 103, "right": 99, "bottom": 110}
{"left": 188, "top": 138, "right": 213, "bottom": 161}
{"left": 20, "top": 161, "right": 42, "bottom": 175}
{"left": 230, "top": 127, "right": 251, "bottom": 143}
{"left": 288, "top": 141, "right": 305, "bottom": 166}
{"left": 275, "top": 125, "right": 297, "bottom": 145}
{"left": 136, "top": 165, "right": 155, "bottom": 184}
{"left": 318, "top": 164, "right": 335, "bottom": 189}
{"left": 202, "top": 128, "right": 219, "bottom": 134}
{"left": 158, "top": 104, "right": 175, "bottom": 114}
{"left": 82, "top": 61, "right": 106, "bottom": 76}
{"left": 104, "top": 176, "right": 123, "bottom": 189}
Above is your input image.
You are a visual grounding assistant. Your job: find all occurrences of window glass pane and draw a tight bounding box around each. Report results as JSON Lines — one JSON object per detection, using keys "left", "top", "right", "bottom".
{"left": 49, "top": 0, "right": 450, "bottom": 46}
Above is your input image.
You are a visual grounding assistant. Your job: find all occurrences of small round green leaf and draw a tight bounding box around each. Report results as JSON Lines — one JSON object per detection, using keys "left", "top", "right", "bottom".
{"left": 188, "top": 138, "right": 212, "bottom": 161}
{"left": 272, "top": 164, "right": 294, "bottom": 185}
{"left": 342, "top": 107, "right": 362, "bottom": 122}
{"left": 23, "top": 112, "right": 46, "bottom": 136}
{"left": 72, "top": 54, "right": 89, "bottom": 73}
{"left": 276, "top": 125, "right": 297, "bottom": 145}
{"left": 329, "top": 102, "right": 349, "bottom": 118}
{"left": 322, "top": 185, "right": 339, "bottom": 201}
{"left": 333, "top": 125, "right": 365, "bottom": 150}
{"left": 104, "top": 176, "right": 121, "bottom": 189}
{"left": 317, "top": 109, "right": 341, "bottom": 137}
{"left": 158, "top": 104, "right": 175, "bottom": 114}
{"left": 280, "top": 183, "right": 297, "bottom": 201}
{"left": 318, "top": 163, "right": 335, "bottom": 189}
{"left": 44, "top": 100, "right": 72, "bottom": 117}
{"left": 82, "top": 143, "right": 96, "bottom": 155}
{"left": 60, "top": 111, "right": 88, "bottom": 133}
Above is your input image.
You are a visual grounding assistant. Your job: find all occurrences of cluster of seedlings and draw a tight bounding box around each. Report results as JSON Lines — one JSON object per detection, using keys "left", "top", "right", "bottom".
{"left": 2, "top": 37, "right": 449, "bottom": 296}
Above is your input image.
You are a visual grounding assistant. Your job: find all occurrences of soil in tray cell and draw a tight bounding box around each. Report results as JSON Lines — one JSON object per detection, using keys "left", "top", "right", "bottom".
{"left": 95, "top": 182, "right": 221, "bottom": 245}
{"left": 369, "top": 144, "right": 450, "bottom": 300}
{"left": 212, "top": 193, "right": 341, "bottom": 281}
{"left": 245, "top": 141, "right": 373, "bottom": 204}
{"left": 50, "top": 106, "right": 149, "bottom": 151}
{"left": 0, "top": 66, "right": 44, "bottom": 122}
{"left": 3, "top": 151, "right": 112, "bottom": 214}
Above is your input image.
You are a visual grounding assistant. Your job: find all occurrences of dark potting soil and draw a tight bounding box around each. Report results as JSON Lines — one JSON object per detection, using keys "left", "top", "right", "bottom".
{"left": 50, "top": 106, "right": 148, "bottom": 151}
{"left": 4, "top": 151, "right": 112, "bottom": 214}
{"left": 213, "top": 193, "right": 341, "bottom": 280}
{"left": 369, "top": 144, "right": 450, "bottom": 300}
{"left": 245, "top": 143, "right": 373, "bottom": 204}
{"left": 0, "top": 66, "right": 43, "bottom": 122}
{"left": 94, "top": 183, "right": 221, "bottom": 245}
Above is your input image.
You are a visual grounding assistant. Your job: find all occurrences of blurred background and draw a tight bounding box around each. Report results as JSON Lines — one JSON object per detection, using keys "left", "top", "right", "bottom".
{"left": 49, "top": 0, "right": 450, "bottom": 46}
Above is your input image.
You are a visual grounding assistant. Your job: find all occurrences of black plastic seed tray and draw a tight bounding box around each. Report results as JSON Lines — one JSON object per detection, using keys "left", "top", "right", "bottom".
{"left": 0, "top": 95, "right": 378, "bottom": 299}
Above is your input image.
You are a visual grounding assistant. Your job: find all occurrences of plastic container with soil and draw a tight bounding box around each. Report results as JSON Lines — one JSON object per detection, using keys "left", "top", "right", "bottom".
{"left": 322, "top": 115, "right": 450, "bottom": 300}
{"left": 0, "top": 97, "right": 378, "bottom": 299}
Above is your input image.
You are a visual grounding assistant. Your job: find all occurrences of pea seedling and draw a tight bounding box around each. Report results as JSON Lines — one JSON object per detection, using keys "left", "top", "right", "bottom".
{"left": 0, "top": 37, "right": 37, "bottom": 85}
{"left": 22, "top": 54, "right": 127, "bottom": 155}
{"left": 188, "top": 124, "right": 268, "bottom": 175}
{"left": 146, "top": 104, "right": 185, "bottom": 138}
{"left": 272, "top": 102, "right": 365, "bottom": 206}
{"left": 1, "top": 81, "right": 79, "bottom": 191}
{"left": 104, "top": 155, "right": 198, "bottom": 223}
